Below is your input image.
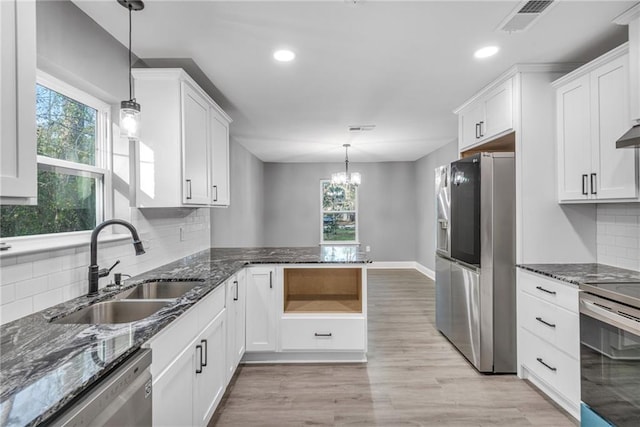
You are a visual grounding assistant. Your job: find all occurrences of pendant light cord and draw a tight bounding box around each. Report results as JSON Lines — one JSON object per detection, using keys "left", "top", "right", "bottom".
{"left": 128, "top": 5, "right": 133, "bottom": 101}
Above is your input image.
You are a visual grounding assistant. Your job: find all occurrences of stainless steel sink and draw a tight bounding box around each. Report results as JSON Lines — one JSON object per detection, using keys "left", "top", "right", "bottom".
{"left": 52, "top": 300, "right": 169, "bottom": 324}
{"left": 116, "top": 281, "right": 200, "bottom": 300}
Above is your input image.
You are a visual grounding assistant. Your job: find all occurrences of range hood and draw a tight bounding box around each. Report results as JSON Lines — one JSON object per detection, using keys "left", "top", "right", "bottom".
{"left": 615, "top": 4, "right": 640, "bottom": 148}
{"left": 617, "top": 124, "right": 640, "bottom": 148}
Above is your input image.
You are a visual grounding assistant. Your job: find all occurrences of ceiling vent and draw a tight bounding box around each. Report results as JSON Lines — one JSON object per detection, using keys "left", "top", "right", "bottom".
{"left": 497, "top": 0, "right": 556, "bottom": 33}
{"left": 348, "top": 125, "right": 376, "bottom": 132}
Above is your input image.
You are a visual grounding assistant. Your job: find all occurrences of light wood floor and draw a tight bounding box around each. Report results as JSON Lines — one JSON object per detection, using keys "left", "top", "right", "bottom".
{"left": 210, "top": 269, "right": 576, "bottom": 426}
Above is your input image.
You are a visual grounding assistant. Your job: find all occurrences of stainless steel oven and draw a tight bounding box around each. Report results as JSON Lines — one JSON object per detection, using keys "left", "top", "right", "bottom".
{"left": 580, "top": 291, "right": 640, "bottom": 426}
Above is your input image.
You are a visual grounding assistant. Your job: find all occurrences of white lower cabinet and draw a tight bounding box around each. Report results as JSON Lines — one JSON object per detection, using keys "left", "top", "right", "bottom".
{"left": 194, "top": 310, "right": 227, "bottom": 425}
{"left": 280, "top": 317, "right": 365, "bottom": 351}
{"left": 145, "top": 285, "right": 226, "bottom": 427}
{"left": 225, "top": 270, "right": 246, "bottom": 383}
{"left": 517, "top": 269, "right": 580, "bottom": 420}
{"left": 245, "top": 267, "right": 278, "bottom": 352}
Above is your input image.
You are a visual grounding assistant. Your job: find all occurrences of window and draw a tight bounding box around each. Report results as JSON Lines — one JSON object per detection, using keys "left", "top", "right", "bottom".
{"left": 0, "top": 72, "right": 111, "bottom": 238}
{"left": 321, "top": 180, "right": 358, "bottom": 244}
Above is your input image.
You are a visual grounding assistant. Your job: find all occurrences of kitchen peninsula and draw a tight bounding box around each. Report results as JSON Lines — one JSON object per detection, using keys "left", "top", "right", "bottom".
{"left": 0, "top": 246, "right": 369, "bottom": 427}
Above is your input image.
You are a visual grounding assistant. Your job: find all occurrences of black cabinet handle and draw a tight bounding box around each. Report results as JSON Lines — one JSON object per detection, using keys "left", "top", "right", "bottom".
{"left": 195, "top": 344, "right": 203, "bottom": 374}
{"left": 590, "top": 173, "right": 597, "bottom": 195}
{"left": 314, "top": 333, "right": 332, "bottom": 337}
{"left": 186, "top": 179, "right": 192, "bottom": 200}
{"left": 269, "top": 271, "right": 273, "bottom": 289}
{"left": 582, "top": 174, "right": 588, "bottom": 196}
{"left": 233, "top": 280, "right": 238, "bottom": 301}
{"left": 201, "top": 339, "right": 207, "bottom": 367}
{"left": 535, "top": 316, "right": 556, "bottom": 328}
{"left": 475, "top": 123, "right": 480, "bottom": 139}
{"left": 535, "top": 286, "right": 556, "bottom": 295}
{"left": 213, "top": 185, "right": 218, "bottom": 202}
{"left": 536, "top": 357, "right": 557, "bottom": 372}
{"left": 479, "top": 121, "right": 484, "bottom": 137}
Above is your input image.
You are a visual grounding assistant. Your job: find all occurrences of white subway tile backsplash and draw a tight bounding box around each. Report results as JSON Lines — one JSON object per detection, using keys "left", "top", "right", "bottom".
{"left": 1, "top": 284, "right": 16, "bottom": 305}
{"left": 597, "top": 203, "right": 640, "bottom": 271}
{"left": 0, "top": 298, "right": 33, "bottom": 324}
{"left": 0, "top": 207, "right": 210, "bottom": 324}
{"left": 1, "top": 263, "right": 33, "bottom": 285}
{"left": 15, "top": 277, "right": 50, "bottom": 300}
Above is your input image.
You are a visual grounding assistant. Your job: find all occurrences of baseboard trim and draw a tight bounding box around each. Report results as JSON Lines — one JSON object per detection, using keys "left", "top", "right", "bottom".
{"left": 368, "top": 261, "right": 435, "bottom": 280}
{"left": 242, "top": 351, "right": 367, "bottom": 364}
{"left": 415, "top": 262, "right": 435, "bottom": 280}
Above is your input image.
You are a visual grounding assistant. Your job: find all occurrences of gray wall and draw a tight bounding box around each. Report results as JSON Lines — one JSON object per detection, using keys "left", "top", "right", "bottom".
{"left": 415, "top": 140, "right": 458, "bottom": 271}
{"left": 210, "top": 139, "right": 265, "bottom": 247}
{"left": 36, "top": 0, "right": 130, "bottom": 104}
{"left": 263, "top": 162, "right": 417, "bottom": 262}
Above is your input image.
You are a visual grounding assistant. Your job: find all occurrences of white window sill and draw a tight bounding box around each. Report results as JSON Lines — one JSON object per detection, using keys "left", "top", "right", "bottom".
{"left": 0, "top": 232, "right": 133, "bottom": 258}
{"left": 320, "top": 242, "right": 360, "bottom": 246}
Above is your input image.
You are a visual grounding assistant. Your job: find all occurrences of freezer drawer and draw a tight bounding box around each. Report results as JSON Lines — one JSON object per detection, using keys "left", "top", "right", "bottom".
{"left": 449, "top": 262, "right": 483, "bottom": 370}
{"left": 435, "top": 255, "right": 452, "bottom": 337}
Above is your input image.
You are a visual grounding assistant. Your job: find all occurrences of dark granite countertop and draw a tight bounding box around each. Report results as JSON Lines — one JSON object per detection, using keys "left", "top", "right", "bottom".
{"left": 516, "top": 263, "right": 640, "bottom": 286}
{"left": 0, "top": 246, "right": 369, "bottom": 427}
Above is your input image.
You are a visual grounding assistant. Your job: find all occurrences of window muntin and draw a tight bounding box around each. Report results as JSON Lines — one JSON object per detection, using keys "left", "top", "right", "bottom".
{"left": 321, "top": 181, "right": 358, "bottom": 244}
{"left": 0, "top": 73, "right": 110, "bottom": 238}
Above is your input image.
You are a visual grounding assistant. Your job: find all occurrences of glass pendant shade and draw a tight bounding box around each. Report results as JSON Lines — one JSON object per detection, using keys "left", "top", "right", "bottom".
{"left": 331, "top": 144, "right": 361, "bottom": 186}
{"left": 120, "top": 100, "right": 141, "bottom": 140}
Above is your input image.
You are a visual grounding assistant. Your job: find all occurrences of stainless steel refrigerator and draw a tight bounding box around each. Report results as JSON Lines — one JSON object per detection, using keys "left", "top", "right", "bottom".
{"left": 435, "top": 152, "right": 516, "bottom": 373}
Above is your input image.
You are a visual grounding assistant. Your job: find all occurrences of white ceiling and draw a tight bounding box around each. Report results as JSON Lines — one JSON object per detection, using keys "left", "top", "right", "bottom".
{"left": 73, "top": 0, "right": 634, "bottom": 162}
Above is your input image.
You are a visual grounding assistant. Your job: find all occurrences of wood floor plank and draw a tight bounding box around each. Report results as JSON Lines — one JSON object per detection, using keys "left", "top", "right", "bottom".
{"left": 210, "top": 269, "right": 576, "bottom": 426}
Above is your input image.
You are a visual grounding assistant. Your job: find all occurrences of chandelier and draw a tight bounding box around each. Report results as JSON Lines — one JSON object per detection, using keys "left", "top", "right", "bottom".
{"left": 331, "top": 144, "right": 361, "bottom": 186}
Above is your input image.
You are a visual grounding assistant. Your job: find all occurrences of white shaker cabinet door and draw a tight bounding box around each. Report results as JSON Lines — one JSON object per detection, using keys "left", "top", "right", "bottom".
{"left": 246, "top": 267, "right": 277, "bottom": 352}
{"left": 210, "top": 109, "right": 230, "bottom": 206}
{"left": 556, "top": 74, "right": 591, "bottom": 201}
{"left": 0, "top": 0, "right": 37, "bottom": 203}
{"left": 194, "top": 309, "right": 227, "bottom": 426}
{"left": 483, "top": 78, "right": 513, "bottom": 138}
{"left": 591, "top": 55, "right": 637, "bottom": 200}
{"left": 152, "top": 344, "right": 195, "bottom": 427}
{"left": 182, "top": 82, "right": 210, "bottom": 205}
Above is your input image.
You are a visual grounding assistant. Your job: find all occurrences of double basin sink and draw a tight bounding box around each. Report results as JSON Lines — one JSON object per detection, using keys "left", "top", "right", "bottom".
{"left": 53, "top": 281, "right": 201, "bottom": 325}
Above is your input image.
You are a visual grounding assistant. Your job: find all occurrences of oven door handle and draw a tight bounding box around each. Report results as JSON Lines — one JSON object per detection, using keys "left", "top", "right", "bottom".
{"left": 581, "top": 299, "right": 640, "bottom": 336}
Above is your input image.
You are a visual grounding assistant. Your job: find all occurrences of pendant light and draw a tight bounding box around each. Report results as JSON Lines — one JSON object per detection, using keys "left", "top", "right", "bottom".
{"left": 118, "top": 0, "right": 144, "bottom": 140}
{"left": 331, "top": 144, "right": 361, "bottom": 186}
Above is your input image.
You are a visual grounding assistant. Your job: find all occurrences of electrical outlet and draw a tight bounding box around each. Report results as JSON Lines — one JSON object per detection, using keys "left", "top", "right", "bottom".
{"left": 365, "top": 245, "right": 371, "bottom": 252}
{"left": 179, "top": 227, "right": 185, "bottom": 242}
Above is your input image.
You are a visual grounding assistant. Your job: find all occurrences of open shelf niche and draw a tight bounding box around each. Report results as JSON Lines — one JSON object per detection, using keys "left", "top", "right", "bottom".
{"left": 283, "top": 268, "right": 362, "bottom": 313}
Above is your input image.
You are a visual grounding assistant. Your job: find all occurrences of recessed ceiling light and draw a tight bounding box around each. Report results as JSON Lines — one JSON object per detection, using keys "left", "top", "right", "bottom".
{"left": 474, "top": 46, "right": 500, "bottom": 59}
{"left": 273, "top": 49, "right": 295, "bottom": 62}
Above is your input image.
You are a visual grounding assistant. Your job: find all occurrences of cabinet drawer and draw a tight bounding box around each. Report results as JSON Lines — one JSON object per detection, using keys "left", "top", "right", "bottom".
{"left": 280, "top": 318, "right": 365, "bottom": 351}
{"left": 197, "top": 284, "right": 225, "bottom": 330}
{"left": 518, "top": 270, "right": 579, "bottom": 313}
{"left": 146, "top": 304, "right": 199, "bottom": 378}
{"left": 519, "top": 292, "right": 579, "bottom": 358}
{"left": 519, "top": 328, "right": 580, "bottom": 404}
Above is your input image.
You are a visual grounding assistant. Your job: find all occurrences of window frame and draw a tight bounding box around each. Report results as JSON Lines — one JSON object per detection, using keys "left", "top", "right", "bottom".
{"left": 319, "top": 179, "right": 359, "bottom": 245}
{"left": 0, "top": 70, "right": 113, "bottom": 243}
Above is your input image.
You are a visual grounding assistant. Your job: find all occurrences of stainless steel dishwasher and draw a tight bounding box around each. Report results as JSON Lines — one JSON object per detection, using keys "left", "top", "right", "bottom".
{"left": 51, "top": 349, "right": 152, "bottom": 427}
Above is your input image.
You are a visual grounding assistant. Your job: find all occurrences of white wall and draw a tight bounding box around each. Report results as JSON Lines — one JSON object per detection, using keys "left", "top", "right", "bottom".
{"left": 210, "top": 139, "right": 265, "bottom": 247}
{"left": 0, "top": 0, "right": 211, "bottom": 324}
{"left": 597, "top": 203, "right": 640, "bottom": 271}
{"left": 414, "top": 140, "right": 458, "bottom": 271}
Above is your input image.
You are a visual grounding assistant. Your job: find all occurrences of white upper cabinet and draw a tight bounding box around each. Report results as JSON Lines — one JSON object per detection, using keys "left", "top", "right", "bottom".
{"left": 132, "top": 68, "right": 232, "bottom": 207}
{"left": 554, "top": 45, "right": 638, "bottom": 203}
{"left": 210, "top": 108, "right": 230, "bottom": 206}
{"left": 0, "top": 0, "right": 37, "bottom": 204}
{"left": 182, "top": 82, "right": 211, "bottom": 205}
{"left": 456, "top": 77, "right": 514, "bottom": 152}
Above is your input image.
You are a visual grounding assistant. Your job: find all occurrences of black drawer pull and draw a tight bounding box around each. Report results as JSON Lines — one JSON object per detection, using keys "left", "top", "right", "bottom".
{"left": 314, "top": 332, "right": 332, "bottom": 337}
{"left": 195, "top": 344, "right": 203, "bottom": 374}
{"left": 536, "top": 286, "right": 556, "bottom": 295}
{"left": 536, "top": 357, "right": 557, "bottom": 372}
{"left": 535, "top": 317, "right": 556, "bottom": 328}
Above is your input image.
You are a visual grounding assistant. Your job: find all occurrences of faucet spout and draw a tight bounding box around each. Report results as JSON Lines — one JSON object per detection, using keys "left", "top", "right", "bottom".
{"left": 88, "top": 219, "right": 145, "bottom": 295}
